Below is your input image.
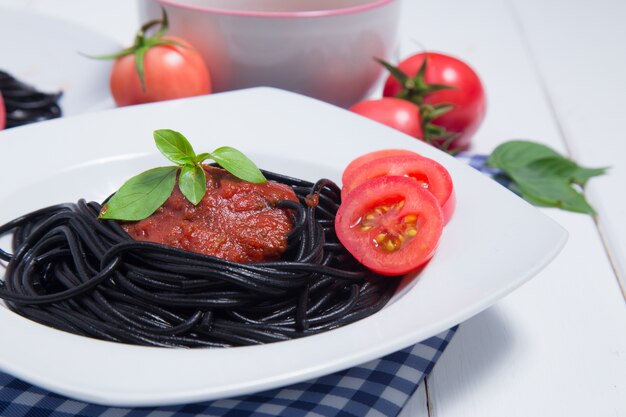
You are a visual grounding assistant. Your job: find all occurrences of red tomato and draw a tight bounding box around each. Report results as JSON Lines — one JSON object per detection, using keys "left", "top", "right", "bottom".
{"left": 0, "top": 92, "right": 5, "bottom": 130}
{"left": 341, "top": 154, "right": 455, "bottom": 222}
{"left": 383, "top": 52, "right": 486, "bottom": 151}
{"left": 335, "top": 176, "right": 444, "bottom": 276}
{"left": 110, "top": 36, "right": 211, "bottom": 107}
{"left": 341, "top": 149, "right": 417, "bottom": 187}
{"left": 349, "top": 98, "right": 424, "bottom": 139}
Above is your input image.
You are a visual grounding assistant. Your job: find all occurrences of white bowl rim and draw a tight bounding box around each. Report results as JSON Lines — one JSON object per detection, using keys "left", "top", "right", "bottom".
{"left": 155, "top": 0, "right": 396, "bottom": 19}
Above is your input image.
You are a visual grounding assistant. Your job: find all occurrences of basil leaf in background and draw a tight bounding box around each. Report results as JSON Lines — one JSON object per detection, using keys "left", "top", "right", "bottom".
{"left": 523, "top": 157, "right": 581, "bottom": 178}
{"left": 514, "top": 176, "right": 596, "bottom": 214}
{"left": 515, "top": 187, "right": 555, "bottom": 208}
{"left": 99, "top": 166, "right": 178, "bottom": 221}
{"left": 211, "top": 146, "right": 267, "bottom": 184}
{"left": 565, "top": 162, "right": 607, "bottom": 182}
{"left": 523, "top": 157, "right": 608, "bottom": 185}
{"left": 569, "top": 166, "right": 609, "bottom": 185}
{"left": 487, "top": 140, "right": 562, "bottom": 171}
{"left": 154, "top": 129, "right": 196, "bottom": 165}
{"left": 179, "top": 164, "right": 207, "bottom": 205}
{"left": 486, "top": 140, "right": 606, "bottom": 215}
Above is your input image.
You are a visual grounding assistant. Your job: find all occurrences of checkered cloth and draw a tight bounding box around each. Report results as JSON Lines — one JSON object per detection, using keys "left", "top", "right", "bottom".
{"left": 0, "top": 154, "right": 499, "bottom": 417}
{"left": 456, "top": 153, "right": 511, "bottom": 188}
{"left": 0, "top": 328, "right": 456, "bottom": 417}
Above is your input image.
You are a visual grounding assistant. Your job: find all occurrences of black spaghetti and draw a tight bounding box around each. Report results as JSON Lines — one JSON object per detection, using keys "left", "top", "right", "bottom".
{"left": 0, "top": 70, "right": 62, "bottom": 128}
{"left": 0, "top": 171, "right": 398, "bottom": 348}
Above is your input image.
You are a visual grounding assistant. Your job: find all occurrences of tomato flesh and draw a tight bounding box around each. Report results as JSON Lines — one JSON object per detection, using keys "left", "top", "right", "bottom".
{"left": 341, "top": 149, "right": 417, "bottom": 188}
{"left": 335, "top": 176, "right": 444, "bottom": 276}
{"left": 110, "top": 36, "right": 212, "bottom": 107}
{"left": 341, "top": 154, "right": 455, "bottom": 222}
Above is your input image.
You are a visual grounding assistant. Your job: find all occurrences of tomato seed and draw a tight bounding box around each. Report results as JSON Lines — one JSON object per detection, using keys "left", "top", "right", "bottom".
{"left": 403, "top": 214, "right": 417, "bottom": 223}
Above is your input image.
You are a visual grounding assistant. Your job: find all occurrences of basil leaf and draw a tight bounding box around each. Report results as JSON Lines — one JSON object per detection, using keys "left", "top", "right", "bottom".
{"left": 99, "top": 166, "right": 177, "bottom": 221}
{"left": 179, "top": 164, "right": 207, "bottom": 205}
{"left": 516, "top": 178, "right": 596, "bottom": 214}
{"left": 507, "top": 166, "right": 596, "bottom": 214}
{"left": 195, "top": 152, "right": 211, "bottom": 164}
{"left": 522, "top": 157, "right": 608, "bottom": 185}
{"left": 557, "top": 191, "right": 596, "bottom": 214}
{"left": 154, "top": 129, "right": 196, "bottom": 165}
{"left": 516, "top": 188, "right": 556, "bottom": 208}
{"left": 210, "top": 146, "right": 267, "bottom": 183}
{"left": 566, "top": 165, "right": 608, "bottom": 185}
{"left": 487, "top": 140, "right": 561, "bottom": 171}
{"left": 486, "top": 140, "right": 607, "bottom": 215}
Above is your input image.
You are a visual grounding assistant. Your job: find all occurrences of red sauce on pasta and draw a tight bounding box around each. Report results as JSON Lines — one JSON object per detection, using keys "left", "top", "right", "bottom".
{"left": 123, "top": 166, "right": 298, "bottom": 262}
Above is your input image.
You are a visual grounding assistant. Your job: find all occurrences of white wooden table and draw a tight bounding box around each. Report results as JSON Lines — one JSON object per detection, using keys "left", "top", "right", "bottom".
{"left": 2, "top": 0, "right": 625, "bottom": 415}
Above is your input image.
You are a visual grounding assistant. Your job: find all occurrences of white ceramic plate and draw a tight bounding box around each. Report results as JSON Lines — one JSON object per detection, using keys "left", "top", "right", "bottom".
{"left": 0, "top": 88, "right": 567, "bottom": 406}
{"left": 0, "top": 7, "right": 118, "bottom": 116}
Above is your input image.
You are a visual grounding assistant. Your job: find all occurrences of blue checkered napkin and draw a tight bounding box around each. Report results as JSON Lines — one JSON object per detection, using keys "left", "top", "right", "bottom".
{"left": 0, "top": 327, "right": 456, "bottom": 417}
{"left": 455, "top": 153, "right": 512, "bottom": 189}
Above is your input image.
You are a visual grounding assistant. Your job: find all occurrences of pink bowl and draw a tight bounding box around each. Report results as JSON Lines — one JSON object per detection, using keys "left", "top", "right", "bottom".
{"left": 138, "top": 0, "right": 401, "bottom": 107}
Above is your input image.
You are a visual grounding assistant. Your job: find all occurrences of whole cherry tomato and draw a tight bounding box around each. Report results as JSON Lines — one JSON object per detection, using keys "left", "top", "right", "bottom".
{"left": 94, "top": 10, "right": 211, "bottom": 107}
{"left": 382, "top": 52, "right": 486, "bottom": 152}
{"left": 349, "top": 98, "right": 424, "bottom": 139}
{"left": 0, "top": 93, "right": 5, "bottom": 130}
{"left": 110, "top": 35, "right": 211, "bottom": 107}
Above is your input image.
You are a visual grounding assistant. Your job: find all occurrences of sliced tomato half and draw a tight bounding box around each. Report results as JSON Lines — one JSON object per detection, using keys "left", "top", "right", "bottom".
{"left": 335, "top": 176, "right": 444, "bottom": 276}
{"left": 341, "top": 149, "right": 417, "bottom": 189}
{"left": 341, "top": 154, "right": 455, "bottom": 222}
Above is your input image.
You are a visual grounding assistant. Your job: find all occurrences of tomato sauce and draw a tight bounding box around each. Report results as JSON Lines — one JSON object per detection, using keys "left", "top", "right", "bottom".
{"left": 123, "top": 166, "right": 299, "bottom": 263}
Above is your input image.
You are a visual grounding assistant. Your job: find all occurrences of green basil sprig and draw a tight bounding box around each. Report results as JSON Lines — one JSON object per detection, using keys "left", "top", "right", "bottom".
{"left": 487, "top": 140, "right": 607, "bottom": 214}
{"left": 99, "top": 129, "right": 266, "bottom": 221}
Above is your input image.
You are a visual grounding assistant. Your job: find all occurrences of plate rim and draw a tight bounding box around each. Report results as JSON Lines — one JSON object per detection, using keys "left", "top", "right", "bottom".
{"left": 0, "top": 5, "right": 118, "bottom": 116}
{"left": 0, "top": 87, "right": 568, "bottom": 406}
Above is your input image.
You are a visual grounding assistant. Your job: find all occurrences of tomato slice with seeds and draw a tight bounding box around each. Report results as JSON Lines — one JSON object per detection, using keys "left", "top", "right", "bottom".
{"left": 341, "top": 149, "right": 417, "bottom": 189}
{"left": 341, "top": 154, "right": 455, "bottom": 222}
{"left": 335, "top": 176, "right": 444, "bottom": 276}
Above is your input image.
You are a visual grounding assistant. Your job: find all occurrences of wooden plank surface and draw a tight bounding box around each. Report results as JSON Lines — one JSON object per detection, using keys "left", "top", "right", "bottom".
{"left": 510, "top": 0, "right": 626, "bottom": 294}
{"left": 392, "top": 0, "right": 626, "bottom": 415}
